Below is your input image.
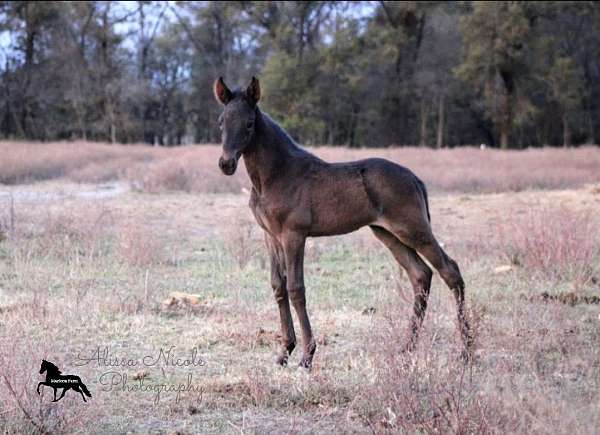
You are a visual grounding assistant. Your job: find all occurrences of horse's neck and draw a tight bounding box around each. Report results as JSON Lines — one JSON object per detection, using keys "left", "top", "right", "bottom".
{"left": 243, "top": 111, "right": 294, "bottom": 194}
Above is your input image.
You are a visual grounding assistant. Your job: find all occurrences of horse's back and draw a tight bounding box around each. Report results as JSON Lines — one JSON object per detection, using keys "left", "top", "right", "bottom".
{"left": 325, "top": 157, "right": 425, "bottom": 201}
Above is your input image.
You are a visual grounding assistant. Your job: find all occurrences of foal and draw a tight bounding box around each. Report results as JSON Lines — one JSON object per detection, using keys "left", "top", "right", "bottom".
{"left": 214, "top": 77, "right": 473, "bottom": 368}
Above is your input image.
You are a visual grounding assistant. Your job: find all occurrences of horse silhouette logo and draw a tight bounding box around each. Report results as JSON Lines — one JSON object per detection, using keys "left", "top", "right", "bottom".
{"left": 37, "top": 360, "right": 92, "bottom": 402}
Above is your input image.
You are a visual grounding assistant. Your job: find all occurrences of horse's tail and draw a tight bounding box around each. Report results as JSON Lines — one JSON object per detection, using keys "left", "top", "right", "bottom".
{"left": 79, "top": 381, "right": 92, "bottom": 398}
{"left": 416, "top": 177, "right": 431, "bottom": 223}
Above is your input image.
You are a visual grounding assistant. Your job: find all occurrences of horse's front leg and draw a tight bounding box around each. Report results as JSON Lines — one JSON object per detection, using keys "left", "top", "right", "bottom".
{"left": 37, "top": 382, "right": 46, "bottom": 395}
{"left": 282, "top": 232, "right": 316, "bottom": 369}
{"left": 54, "top": 387, "right": 68, "bottom": 402}
{"left": 266, "top": 234, "right": 296, "bottom": 366}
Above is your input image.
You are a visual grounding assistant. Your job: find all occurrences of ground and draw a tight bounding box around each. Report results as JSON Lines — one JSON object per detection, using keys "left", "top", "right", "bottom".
{"left": 1, "top": 145, "right": 599, "bottom": 434}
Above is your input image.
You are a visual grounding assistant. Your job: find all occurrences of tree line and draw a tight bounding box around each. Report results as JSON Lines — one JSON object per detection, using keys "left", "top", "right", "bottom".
{"left": 1, "top": 1, "right": 599, "bottom": 149}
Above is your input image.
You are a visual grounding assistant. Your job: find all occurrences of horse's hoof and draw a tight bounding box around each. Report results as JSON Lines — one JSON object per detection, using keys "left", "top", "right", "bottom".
{"left": 400, "top": 345, "right": 415, "bottom": 355}
{"left": 275, "top": 354, "right": 288, "bottom": 366}
{"left": 298, "top": 341, "right": 317, "bottom": 369}
{"left": 460, "top": 349, "right": 474, "bottom": 364}
{"left": 401, "top": 337, "right": 417, "bottom": 354}
{"left": 298, "top": 358, "right": 312, "bottom": 369}
{"left": 298, "top": 353, "right": 315, "bottom": 369}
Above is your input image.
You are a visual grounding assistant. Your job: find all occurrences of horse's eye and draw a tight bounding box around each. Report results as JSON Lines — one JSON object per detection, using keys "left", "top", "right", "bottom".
{"left": 246, "top": 121, "right": 254, "bottom": 130}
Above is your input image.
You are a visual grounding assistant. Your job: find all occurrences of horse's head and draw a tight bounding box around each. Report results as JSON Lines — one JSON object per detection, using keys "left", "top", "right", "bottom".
{"left": 40, "top": 359, "right": 48, "bottom": 374}
{"left": 40, "top": 359, "right": 60, "bottom": 375}
{"left": 213, "top": 76, "right": 261, "bottom": 176}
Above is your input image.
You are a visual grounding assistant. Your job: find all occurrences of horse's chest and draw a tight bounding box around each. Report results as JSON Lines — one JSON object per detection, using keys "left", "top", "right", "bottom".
{"left": 249, "top": 193, "right": 286, "bottom": 234}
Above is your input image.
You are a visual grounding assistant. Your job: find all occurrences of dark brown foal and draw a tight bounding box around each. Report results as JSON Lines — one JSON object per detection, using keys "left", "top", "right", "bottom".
{"left": 213, "top": 76, "right": 473, "bottom": 368}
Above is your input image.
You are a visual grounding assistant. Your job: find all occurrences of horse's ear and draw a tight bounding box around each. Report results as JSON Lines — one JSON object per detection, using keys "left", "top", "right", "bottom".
{"left": 213, "top": 77, "right": 232, "bottom": 105}
{"left": 246, "top": 76, "right": 260, "bottom": 105}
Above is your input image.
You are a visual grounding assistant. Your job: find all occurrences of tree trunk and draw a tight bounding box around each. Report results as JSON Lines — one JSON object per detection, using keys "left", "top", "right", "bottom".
{"left": 436, "top": 93, "right": 445, "bottom": 149}
{"left": 72, "top": 98, "right": 87, "bottom": 141}
{"left": 500, "top": 127, "right": 509, "bottom": 150}
{"left": 21, "top": 3, "right": 37, "bottom": 138}
{"left": 108, "top": 103, "right": 117, "bottom": 143}
{"left": 499, "top": 69, "right": 515, "bottom": 149}
{"left": 419, "top": 98, "right": 428, "bottom": 147}
{"left": 4, "top": 60, "right": 25, "bottom": 137}
{"left": 100, "top": 4, "right": 118, "bottom": 143}
{"left": 139, "top": 3, "right": 148, "bottom": 143}
{"left": 298, "top": 7, "right": 306, "bottom": 63}
{"left": 562, "top": 112, "right": 571, "bottom": 148}
{"left": 499, "top": 94, "right": 512, "bottom": 149}
{"left": 587, "top": 112, "right": 595, "bottom": 144}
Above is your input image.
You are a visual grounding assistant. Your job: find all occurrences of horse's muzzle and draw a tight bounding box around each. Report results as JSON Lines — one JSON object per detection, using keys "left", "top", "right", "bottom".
{"left": 218, "top": 156, "right": 237, "bottom": 175}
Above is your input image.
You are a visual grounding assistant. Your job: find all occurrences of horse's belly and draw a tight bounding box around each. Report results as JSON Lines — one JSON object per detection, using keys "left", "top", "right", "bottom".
{"left": 308, "top": 221, "right": 369, "bottom": 237}
{"left": 308, "top": 199, "right": 376, "bottom": 236}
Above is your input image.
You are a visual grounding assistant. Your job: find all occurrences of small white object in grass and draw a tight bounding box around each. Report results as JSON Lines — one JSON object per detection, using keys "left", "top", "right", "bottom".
{"left": 494, "top": 265, "right": 512, "bottom": 274}
{"left": 480, "top": 143, "right": 487, "bottom": 150}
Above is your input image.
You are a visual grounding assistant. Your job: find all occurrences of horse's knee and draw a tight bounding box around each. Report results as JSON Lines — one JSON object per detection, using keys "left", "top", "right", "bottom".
{"left": 288, "top": 285, "right": 306, "bottom": 307}
{"left": 271, "top": 264, "right": 288, "bottom": 302}
{"left": 272, "top": 281, "right": 287, "bottom": 304}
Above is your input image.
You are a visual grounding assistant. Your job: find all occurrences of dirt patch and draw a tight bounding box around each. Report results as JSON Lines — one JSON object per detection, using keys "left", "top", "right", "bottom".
{"left": 0, "top": 181, "right": 128, "bottom": 202}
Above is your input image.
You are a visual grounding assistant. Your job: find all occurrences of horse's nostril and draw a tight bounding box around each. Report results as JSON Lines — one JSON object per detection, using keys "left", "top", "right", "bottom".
{"left": 219, "top": 157, "right": 236, "bottom": 174}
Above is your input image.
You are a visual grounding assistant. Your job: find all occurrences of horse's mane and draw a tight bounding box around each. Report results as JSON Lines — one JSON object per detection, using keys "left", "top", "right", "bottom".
{"left": 43, "top": 360, "right": 62, "bottom": 374}
{"left": 259, "top": 110, "right": 322, "bottom": 161}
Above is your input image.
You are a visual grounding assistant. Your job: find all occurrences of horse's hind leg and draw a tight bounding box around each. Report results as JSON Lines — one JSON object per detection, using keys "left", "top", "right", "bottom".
{"left": 394, "top": 225, "right": 473, "bottom": 360}
{"left": 74, "top": 385, "right": 87, "bottom": 402}
{"left": 371, "top": 226, "right": 432, "bottom": 352}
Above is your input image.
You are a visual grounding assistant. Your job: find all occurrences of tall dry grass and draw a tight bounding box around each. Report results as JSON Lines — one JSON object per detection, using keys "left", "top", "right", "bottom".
{"left": 355, "top": 293, "right": 600, "bottom": 434}
{"left": 220, "top": 220, "right": 262, "bottom": 270}
{"left": 495, "top": 207, "right": 600, "bottom": 289}
{"left": 1, "top": 172, "right": 599, "bottom": 433}
{"left": 0, "top": 141, "right": 154, "bottom": 185}
{"left": 1, "top": 141, "right": 600, "bottom": 194}
{"left": 0, "top": 295, "right": 102, "bottom": 433}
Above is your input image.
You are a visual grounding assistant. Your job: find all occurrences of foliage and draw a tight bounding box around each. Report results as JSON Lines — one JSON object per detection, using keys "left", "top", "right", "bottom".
{"left": 1, "top": 1, "right": 600, "bottom": 148}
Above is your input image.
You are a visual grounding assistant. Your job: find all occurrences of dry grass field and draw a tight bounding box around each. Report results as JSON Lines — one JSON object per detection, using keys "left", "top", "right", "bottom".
{"left": 1, "top": 142, "right": 599, "bottom": 434}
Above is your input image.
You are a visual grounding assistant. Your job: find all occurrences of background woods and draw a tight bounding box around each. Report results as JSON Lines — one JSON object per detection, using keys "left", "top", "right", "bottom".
{"left": 1, "top": 1, "right": 599, "bottom": 148}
